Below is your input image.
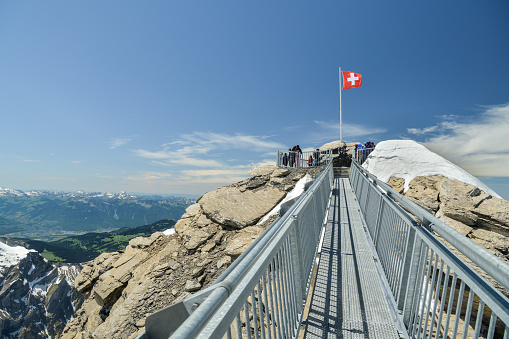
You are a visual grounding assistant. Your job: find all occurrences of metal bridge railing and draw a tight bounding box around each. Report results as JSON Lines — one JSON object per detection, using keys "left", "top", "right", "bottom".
{"left": 140, "top": 162, "right": 334, "bottom": 339}
{"left": 353, "top": 147, "right": 375, "bottom": 165}
{"left": 350, "top": 160, "right": 509, "bottom": 338}
{"left": 276, "top": 150, "right": 333, "bottom": 168}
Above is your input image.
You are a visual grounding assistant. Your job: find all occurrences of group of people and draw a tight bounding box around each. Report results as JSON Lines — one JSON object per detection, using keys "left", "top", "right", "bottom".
{"left": 355, "top": 141, "right": 375, "bottom": 150}
{"left": 281, "top": 145, "right": 323, "bottom": 168}
{"left": 354, "top": 141, "right": 376, "bottom": 164}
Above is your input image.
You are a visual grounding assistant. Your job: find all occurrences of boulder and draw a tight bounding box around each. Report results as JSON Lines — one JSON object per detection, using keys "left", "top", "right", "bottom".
{"left": 217, "top": 256, "right": 232, "bottom": 269}
{"left": 387, "top": 177, "right": 405, "bottom": 194}
{"left": 201, "top": 240, "right": 216, "bottom": 253}
{"left": 319, "top": 140, "right": 346, "bottom": 151}
{"left": 271, "top": 168, "right": 290, "bottom": 178}
{"left": 405, "top": 176, "right": 441, "bottom": 212}
{"left": 270, "top": 177, "right": 285, "bottom": 184}
{"left": 318, "top": 140, "right": 359, "bottom": 155}
{"left": 75, "top": 252, "right": 121, "bottom": 293}
{"left": 181, "top": 203, "right": 201, "bottom": 219}
{"left": 438, "top": 180, "right": 483, "bottom": 226}
{"left": 182, "top": 226, "right": 213, "bottom": 250}
{"left": 185, "top": 280, "right": 201, "bottom": 292}
{"left": 248, "top": 165, "right": 278, "bottom": 177}
{"left": 92, "top": 248, "right": 149, "bottom": 307}
{"left": 225, "top": 226, "right": 265, "bottom": 257}
{"left": 436, "top": 214, "right": 473, "bottom": 236}
{"left": 199, "top": 186, "right": 286, "bottom": 228}
{"left": 475, "top": 196, "right": 509, "bottom": 232}
{"left": 129, "top": 232, "right": 164, "bottom": 249}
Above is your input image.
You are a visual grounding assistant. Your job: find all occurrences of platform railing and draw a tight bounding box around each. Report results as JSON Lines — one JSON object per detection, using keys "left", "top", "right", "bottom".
{"left": 353, "top": 147, "right": 375, "bottom": 165}
{"left": 276, "top": 150, "right": 333, "bottom": 168}
{"left": 139, "top": 162, "right": 334, "bottom": 339}
{"left": 350, "top": 159, "right": 509, "bottom": 338}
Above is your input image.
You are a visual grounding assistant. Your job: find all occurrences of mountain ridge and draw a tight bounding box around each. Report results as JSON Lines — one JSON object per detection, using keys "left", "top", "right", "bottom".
{"left": 23, "top": 219, "right": 177, "bottom": 263}
{"left": 0, "top": 188, "right": 191, "bottom": 241}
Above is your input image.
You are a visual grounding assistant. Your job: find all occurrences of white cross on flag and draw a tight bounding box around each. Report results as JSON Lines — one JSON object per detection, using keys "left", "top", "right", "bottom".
{"left": 342, "top": 71, "right": 362, "bottom": 89}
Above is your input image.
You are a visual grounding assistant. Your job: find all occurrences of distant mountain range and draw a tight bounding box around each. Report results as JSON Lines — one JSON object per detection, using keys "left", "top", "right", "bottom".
{"left": 23, "top": 219, "right": 176, "bottom": 263}
{"left": 0, "top": 187, "right": 192, "bottom": 241}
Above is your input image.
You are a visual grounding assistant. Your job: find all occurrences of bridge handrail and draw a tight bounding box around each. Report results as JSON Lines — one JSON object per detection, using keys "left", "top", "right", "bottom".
{"left": 141, "top": 161, "right": 334, "bottom": 338}
{"left": 353, "top": 147, "right": 375, "bottom": 165}
{"left": 351, "top": 160, "right": 509, "bottom": 291}
{"left": 350, "top": 159, "right": 509, "bottom": 336}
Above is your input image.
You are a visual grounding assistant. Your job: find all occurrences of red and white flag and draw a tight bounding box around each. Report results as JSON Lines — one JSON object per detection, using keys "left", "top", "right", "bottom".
{"left": 342, "top": 71, "right": 362, "bottom": 89}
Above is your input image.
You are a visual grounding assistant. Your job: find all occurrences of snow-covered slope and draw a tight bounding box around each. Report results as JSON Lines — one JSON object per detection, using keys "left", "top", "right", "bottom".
{"left": 0, "top": 241, "right": 36, "bottom": 268}
{"left": 362, "top": 140, "right": 500, "bottom": 198}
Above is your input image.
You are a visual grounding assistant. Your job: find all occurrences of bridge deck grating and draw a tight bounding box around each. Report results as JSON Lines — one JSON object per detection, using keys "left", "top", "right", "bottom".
{"left": 302, "top": 178, "right": 401, "bottom": 339}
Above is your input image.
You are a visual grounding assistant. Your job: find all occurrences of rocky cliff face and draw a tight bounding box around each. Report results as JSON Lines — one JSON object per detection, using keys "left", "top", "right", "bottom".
{"left": 62, "top": 165, "right": 321, "bottom": 339}
{"left": 388, "top": 175, "right": 509, "bottom": 262}
{"left": 0, "top": 252, "right": 83, "bottom": 338}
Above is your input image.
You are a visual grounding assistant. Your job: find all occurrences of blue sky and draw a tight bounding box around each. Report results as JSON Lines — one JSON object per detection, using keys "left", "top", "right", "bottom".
{"left": 1, "top": 1, "right": 508, "bottom": 196}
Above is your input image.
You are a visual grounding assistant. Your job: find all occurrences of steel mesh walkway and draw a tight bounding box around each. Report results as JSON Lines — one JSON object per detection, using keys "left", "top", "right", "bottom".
{"left": 302, "top": 178, "right": 401, "bottom": 339}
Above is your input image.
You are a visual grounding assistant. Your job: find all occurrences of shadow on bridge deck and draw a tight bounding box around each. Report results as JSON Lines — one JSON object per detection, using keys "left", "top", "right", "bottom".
{"left": 300, "top": 178, "right": 403, "bottom": 339}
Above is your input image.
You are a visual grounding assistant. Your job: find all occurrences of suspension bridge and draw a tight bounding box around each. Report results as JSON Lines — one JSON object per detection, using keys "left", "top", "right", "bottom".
{"left": 138, "top": 149, "right": 509, "bottom": 339}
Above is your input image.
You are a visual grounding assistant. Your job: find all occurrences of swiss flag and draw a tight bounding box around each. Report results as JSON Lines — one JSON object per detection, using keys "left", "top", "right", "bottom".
{"left": 342, "top": 71, "right": 362, "bottom": 89}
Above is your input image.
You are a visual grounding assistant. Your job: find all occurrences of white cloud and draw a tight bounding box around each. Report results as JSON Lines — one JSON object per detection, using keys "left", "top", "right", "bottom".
{"left": 422, "top": 103, "right": 509, "bottom": 176}
{"left": 407, "top": 126, "right": 439, "bottom": 135}
{"left": 110, "top": 137, "right": 133, "bottom": 149}
{"left": 177, "top": 131, "right": 285, "bottom": 150}
{"left": 127, "top": 132, "right": 285, "bottom": 190}
{"left": 127, "top": 172, "right": 172, "bottom": 182}
{"left": 132, "top": 132, "right": 284, "bottom": 169}
{"left": 407, "top": 121, "right": 459, "bottom": 136}
{"left": 22, "top": 159, "right": 40, "bottom": 163}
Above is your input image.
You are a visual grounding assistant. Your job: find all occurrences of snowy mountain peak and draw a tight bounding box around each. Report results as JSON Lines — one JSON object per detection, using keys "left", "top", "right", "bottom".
{"left": 362, "top": 140, "right": 500, "bottom": 198}
{"left": 0, "top": 187, "right": 137, "bottom": 200}
{"left": 0, "top": 241, "right": 36, "bottom": 268}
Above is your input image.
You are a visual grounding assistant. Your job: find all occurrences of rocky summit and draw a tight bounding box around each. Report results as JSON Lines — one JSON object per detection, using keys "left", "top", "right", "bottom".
{"left": 388, "top": 176, "right": 509, "bottom": 260}
{"left": 61, "top": 165, "right": 321, "bottom": 339}
{"left": 388, "top": 175, "right": 509, "bottom": 296}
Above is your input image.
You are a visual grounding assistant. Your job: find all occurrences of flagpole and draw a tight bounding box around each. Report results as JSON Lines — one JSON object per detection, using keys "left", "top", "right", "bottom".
{"left": 339, "top": 67, "right": 342, "bottom": 142}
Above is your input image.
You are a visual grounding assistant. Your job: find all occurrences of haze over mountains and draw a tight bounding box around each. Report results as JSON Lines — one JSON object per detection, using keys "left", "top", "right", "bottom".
{"left": 0, "top": 187, "right": 192, "bottom": 241}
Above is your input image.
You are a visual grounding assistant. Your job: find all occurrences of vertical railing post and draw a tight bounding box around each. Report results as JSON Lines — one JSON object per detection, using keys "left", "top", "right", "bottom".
{"left": 372, "top": 194, "right": 385, "bottom": 246}
{"left": 289, "top": 218, "right": 305, "bottom": 307}
{"left": 396, "top": 225, "right": 416, "bottom": 309}
{"left": 401, "top": 235, "right": 424, "bottom": 326}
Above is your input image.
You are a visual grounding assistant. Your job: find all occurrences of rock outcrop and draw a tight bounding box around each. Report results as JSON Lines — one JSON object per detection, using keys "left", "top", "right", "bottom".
{"left": 319, "top": 140, "right": 360, "bottom": 167}
{"left": 62, "top": 165, "right": 322, "bottom": 339}
{"left": 387, "top": 175, "right": 509, "bottom": 263}
{"left": 319, "top": 140, "right": 360, "bottom": 155}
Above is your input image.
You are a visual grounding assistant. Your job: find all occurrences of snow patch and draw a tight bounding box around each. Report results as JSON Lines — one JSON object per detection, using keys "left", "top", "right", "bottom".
{"left": 28, "top": 264, "right": 35, "bottom": 276}
{"left": 362, "top": 140, "right": 500, "bottom": 198}
{"left": 58, "top": 265, "right": 80, "bottom": 286}
{"left": 0, "top": 242, "right": 36, "bottom": 267}
{"left": 258, "top": 174, "right": 314, "bottom": 224}
{"left": 163, "top": 228, "right": 175, "bottom": 236}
